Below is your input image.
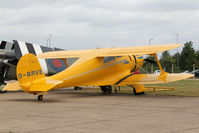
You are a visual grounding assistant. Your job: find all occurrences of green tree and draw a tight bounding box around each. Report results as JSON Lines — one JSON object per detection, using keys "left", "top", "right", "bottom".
{"left": 160, "top": 51, "right": 175, "bottom": 73}
{"left": 179, "top": 41, "right": 196, "bottom": 71}
{"left": 196, "top": 51, "right": 199, "bottom": 60}
{"left": 195, "top": 50, "right": 199, "bottom": 69}
{"left": 141, "top": 55, "right": 158, "bottom": 73}
{"left": 172, "top": 52, "right": 181, "bottom": 72}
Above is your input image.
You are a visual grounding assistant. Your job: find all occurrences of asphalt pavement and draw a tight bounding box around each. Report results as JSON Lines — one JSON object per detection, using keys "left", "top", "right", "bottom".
{"left": 0, "top": 89, "right": 199, "bottom": 133}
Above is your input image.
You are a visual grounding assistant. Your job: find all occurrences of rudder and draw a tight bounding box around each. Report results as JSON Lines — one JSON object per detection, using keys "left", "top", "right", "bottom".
{"left": 17, "top": 53, "right": 45, "bottom": 86}
{"left": 17, "top": 53, "right": 61, "bottom": 94}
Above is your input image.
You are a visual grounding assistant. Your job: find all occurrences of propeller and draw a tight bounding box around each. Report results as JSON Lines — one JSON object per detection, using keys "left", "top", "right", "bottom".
{"left": 3, "top": 60, "right": 18, "bottom": 67}
{"left": 0, "top": 61, "right": 7, "bottom": 85}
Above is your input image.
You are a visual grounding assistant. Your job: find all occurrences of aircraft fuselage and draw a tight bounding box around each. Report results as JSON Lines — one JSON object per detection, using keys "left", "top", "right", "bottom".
{"left": 47, "top": 55, "right": 144, "bottom": 89}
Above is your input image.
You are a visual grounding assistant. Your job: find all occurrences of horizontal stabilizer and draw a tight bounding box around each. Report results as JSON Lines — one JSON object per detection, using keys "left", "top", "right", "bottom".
{"left": 2, "top": 82, "right": 21, "bottom": 91}
{"left": 118, "top": 73, "right": 194, "bottom": 85}
{"left": 28, "top": 79, "right": 63, "bottom": 92}
{"left": 29, "top": 83, "right": 56, "bottom": 92}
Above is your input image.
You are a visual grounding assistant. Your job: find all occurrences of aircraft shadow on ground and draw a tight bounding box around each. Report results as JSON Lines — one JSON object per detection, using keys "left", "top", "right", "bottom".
{"left": 52, "top": 90, "right": 176, "bottom": 99}
{"left": 4, "top": 97, "right": 63, "bottom": 103}
{"left": 1, "top": 89, "right": 173, "bottom": 103}
{"left": 51, "top": 90, "right": 143, "bottom": 97}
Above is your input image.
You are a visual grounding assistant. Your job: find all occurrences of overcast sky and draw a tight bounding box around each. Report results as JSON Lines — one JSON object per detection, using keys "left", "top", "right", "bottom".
{"left": 0, "top": 0, "right": 199, "bottom": 53}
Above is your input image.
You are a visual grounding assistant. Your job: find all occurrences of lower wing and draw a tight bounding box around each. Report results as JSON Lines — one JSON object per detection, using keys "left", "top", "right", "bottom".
{"left": 117, "top": 73, "right": 193, "bottom": 85}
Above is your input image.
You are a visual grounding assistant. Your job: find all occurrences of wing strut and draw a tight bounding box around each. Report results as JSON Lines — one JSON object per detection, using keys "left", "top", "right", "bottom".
{"left": 151, "top": 53, "right": 168, "bottom": 82}
{"left": 61, "top": 58, "right": 69, "bottom": 68}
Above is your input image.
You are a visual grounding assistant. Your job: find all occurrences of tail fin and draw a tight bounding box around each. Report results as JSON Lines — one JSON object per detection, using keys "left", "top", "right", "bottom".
{"left": 17, "top": 53, "right": 45, "bottom": 83}
{"left": 17, "top": 53, "right": 45, "bottom": 92}
{"left": 17, "top": 53, "right": 62, "bottom": 94}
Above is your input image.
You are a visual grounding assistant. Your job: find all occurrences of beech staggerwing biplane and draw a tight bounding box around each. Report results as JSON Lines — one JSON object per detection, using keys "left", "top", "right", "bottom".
{"left": 3, "top": 44, "right": 193, "bottom": 101}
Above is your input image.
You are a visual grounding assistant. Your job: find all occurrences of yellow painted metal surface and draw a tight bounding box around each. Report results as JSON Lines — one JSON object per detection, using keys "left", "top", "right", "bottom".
{"left": 16, "top": 54, "right": 62, "bottom": 94}
{"left": 37, "top": 44, "right": 181, "bottom": 59}
{"left": 2, "top": 82, "right": 21, "bottom": 91}
{"left": 128, "top": 84, "right": 146, "bottom": 93}
{"left": 145, "top": 86, "right": 175, "bottom": 91}
{"left": 17, "top": 54, "right": 45, "bottom": 84}
{"left": 118, "top": 73, "right": 193, "bottom": 85}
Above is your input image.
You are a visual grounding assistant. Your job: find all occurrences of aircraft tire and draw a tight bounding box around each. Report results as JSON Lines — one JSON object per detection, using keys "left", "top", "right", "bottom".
{"left": 37, "top": 95, "right": 43, "bottom": 101}
{"left": 107, "top": 85, "right": 112, "bottom": 94}
{"left": 74, "top": 87, "right": 79, "bottom": 90}
{"left": 0, "top": 90, "right": 7, "bottom": 93}
{"left": 100, "top": 86, "right": 112, "bottom": 94}
{"left": 100, "top": 86, "right": 106, "bottom": 93}
{"left": 74, "top": 86, "right": 82, "bottom": 90}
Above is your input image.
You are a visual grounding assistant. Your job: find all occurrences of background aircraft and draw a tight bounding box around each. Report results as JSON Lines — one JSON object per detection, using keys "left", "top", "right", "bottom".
{"left": 0, "top": 40, "right": 76, "bottom": 92}
{"left": 3, "top": 44, "right": 193, "bottom": 101}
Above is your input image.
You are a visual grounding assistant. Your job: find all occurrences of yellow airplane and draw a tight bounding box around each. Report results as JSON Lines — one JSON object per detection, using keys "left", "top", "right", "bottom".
{"left": 3, "top": 44, "right": 193, "bottom": 101}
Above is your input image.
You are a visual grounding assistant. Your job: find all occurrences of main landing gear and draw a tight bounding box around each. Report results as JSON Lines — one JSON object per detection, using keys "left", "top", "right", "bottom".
{"left": 74, "top": 86, "right": 82, "bottom": 90}
{"left": 0, "top": 90, "right": 7, "bottom": 93}
{"left": 127, "top": 85, "right": 145, "bottom": 95}
{"left": 132, "top": 87, "right": 145, "bottom": 95}
{"left": 37, "top": 95, "right": 43, "bottom": 101}
{"left": 133, "top": 88, "right": 145, "bottom": 95}
{"left": 100, "top": 85, "right": 112, "bottom": 94}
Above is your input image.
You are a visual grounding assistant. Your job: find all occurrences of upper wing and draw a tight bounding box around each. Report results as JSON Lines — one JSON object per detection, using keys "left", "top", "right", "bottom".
{"left": 38, "top": 44, "right": 181, "bottom": 59}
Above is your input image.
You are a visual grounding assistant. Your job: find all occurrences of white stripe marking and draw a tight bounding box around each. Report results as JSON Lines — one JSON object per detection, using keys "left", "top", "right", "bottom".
{"left": 18, "top": 41, "right": 29, "bottom": 55}
{"left": 5, "top": 42, "right": 13, "bottom": 50}
{"left": 33, "top": 44, "right": 48, "bottom": 74}
{"left": 63, "top": 59, "right": 125, "bottom": 81}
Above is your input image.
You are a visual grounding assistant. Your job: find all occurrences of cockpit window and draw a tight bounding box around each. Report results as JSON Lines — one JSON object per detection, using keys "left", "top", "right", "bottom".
{"left": 104, "top": 56, "right": 115, "bottom": 63}
{"left": 66, "top": 58, "right": 79, "bottom": 66}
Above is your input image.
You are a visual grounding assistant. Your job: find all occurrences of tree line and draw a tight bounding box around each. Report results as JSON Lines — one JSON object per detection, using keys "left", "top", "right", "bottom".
{"left": 143, "top": 41, "right": 199, "bottom": 73}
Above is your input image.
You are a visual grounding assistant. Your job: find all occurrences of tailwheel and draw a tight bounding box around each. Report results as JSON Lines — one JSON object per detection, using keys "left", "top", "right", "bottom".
{"left": 100, "top": 85, "right": 112, "bottom": 94}
{"left": 37, "top": 95, "right": 43, "bottom": 101}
